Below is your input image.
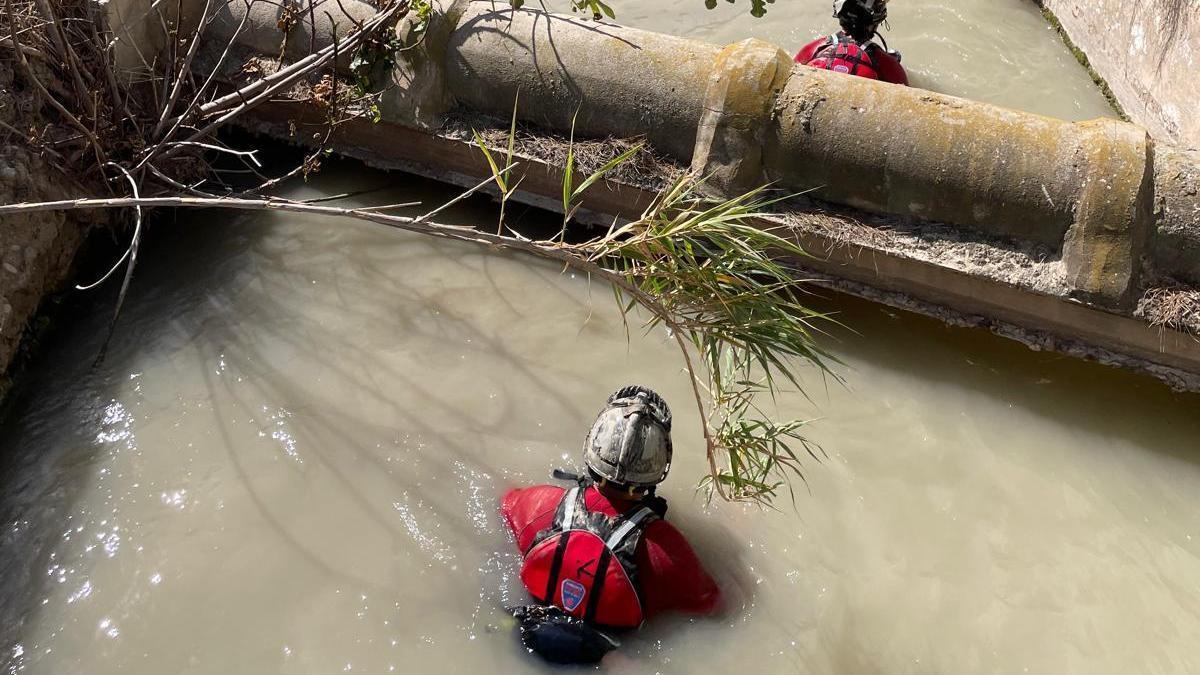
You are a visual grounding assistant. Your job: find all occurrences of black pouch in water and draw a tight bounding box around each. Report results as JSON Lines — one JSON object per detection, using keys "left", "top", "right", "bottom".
{"left": 509, "top": 605, "right": 620, "bottom": 665}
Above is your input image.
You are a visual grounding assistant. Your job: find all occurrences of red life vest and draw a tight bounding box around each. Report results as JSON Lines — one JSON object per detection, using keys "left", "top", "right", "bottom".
{"left": 808, "top": 33, "right": 882, "bottom": 80}
{"left": 518, "top": 485, "right": 660, "bottom": 630}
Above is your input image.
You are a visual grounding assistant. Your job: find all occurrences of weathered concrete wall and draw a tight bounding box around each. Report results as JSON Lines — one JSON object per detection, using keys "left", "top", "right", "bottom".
{"left": 176, "top": 0, "right": 1200, "bottom": 302}
{"left": 245, "top": 105, "right": 1200, "bottom": 390}
{"left": 1040, "top": 0, "right": 1200, "bottom": 149}
{"left": 189, "top": 0, "right": 1200, "bottom": 306}
{"left": 205, "top": 0, "right": 377, "bottom": 67}
{"left": 770, "top": 70, "right": 1082, "bottom": 245}
{"left": 375, "top": 2, "right": 1200, "bottom": 308}
{"left": 105, "top": 0, "right": 167, "bottom": 76}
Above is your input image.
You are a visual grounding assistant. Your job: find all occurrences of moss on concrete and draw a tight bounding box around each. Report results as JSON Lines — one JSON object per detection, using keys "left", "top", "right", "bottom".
{"left": 1032, "top": 0, "right": 1130, "bottom": 122}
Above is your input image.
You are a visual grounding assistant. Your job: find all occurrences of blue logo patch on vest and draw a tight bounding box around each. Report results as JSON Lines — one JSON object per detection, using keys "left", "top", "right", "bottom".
{"left": 561, "top": 579, "right": 587, "bottom": 612}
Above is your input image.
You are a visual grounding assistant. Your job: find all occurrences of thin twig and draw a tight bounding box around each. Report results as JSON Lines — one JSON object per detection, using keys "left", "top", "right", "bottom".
{"left": 413, "top": 164, "right": 518, "bottom": 224}
{"left": 151, "top": 0, "right": 213, "bottom": 138}
{"left": 357, "top": 201, "right": 423, "bottom": 211}
{"left": 166, "top": 140, "right": 263, "bottom": 166}
{"left": 154, "top": 0, "right": 175, "bottom": 107}
{"left": 33, "top": 0, "right": 95, "bottom": 118}
{"left": 308, "top": 0, "right": 317, "bottom": 55}
{"left": 673, "top": 330, "right": 726, "bottom": 500}
{"left": 86, "top": 10, "right": 131, "bottom": 128}
{"left": 146, "top": 163, "right": 223, "bottom": 197}
{"left": 93, "top": 163, "right": 145, "bottom": 364}
{"left": 145, "top": 0, "right": 253, "bottom": 163}
{"left": 0, "top": 118, "right": 27, "bottom": 140}
{"left": 6, "top": 0, "right": 106, "bottom": 169}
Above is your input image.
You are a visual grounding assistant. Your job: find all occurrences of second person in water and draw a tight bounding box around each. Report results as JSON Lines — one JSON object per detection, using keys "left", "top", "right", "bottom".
{"left": 796, "top": 0, "right": 908, "bottom": 86}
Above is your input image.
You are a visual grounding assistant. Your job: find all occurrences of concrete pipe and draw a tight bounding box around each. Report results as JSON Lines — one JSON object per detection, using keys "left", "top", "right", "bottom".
{"left": 763, "top": 66, "right": 1158, "bottom": 306}
{"left": 1152, "top": 146, "right": 1200, "bottom": 285}
{"left": 767, "top": 67, "right": 1125, "bottom": 246}
{"left": 443, "top": 2, "right": 720, "bottom": 162}
{"left": 200, "top": 0, "right": 380, "bottom": 71}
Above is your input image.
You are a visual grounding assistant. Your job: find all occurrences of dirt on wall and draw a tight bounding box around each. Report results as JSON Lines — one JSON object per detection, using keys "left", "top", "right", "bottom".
{"left": 0, "top": 59, "right": 111, "bottom": 399}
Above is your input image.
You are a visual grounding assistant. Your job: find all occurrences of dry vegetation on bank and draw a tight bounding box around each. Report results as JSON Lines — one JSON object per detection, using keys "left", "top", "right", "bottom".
{"left": 1138, "top": 283, "right": 1200, "bottom": 336}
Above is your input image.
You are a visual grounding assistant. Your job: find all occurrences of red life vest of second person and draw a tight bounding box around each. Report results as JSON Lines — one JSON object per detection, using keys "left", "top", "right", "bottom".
{"left": 808, "top": 33, "right": 882, "bottom": 80}
{"left": 518, "top": 484, "right": 661, "bottom": 629}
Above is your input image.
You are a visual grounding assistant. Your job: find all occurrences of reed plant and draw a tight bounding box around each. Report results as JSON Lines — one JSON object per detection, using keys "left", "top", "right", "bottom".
{"left": 578, "top": 177, "right": 835, "bottom": 502}
{"left": 475, "top": 108, "right": 836, "bottom": 502}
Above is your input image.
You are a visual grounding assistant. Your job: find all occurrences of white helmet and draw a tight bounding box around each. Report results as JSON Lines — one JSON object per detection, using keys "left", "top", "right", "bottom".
{"left": 583, "top": 386, "right": 672, "bottom": 492}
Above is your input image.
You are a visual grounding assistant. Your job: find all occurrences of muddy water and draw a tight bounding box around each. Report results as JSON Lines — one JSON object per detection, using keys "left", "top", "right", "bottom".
{"left": 2, "top": 165, "right": 1200, "bottom": 674}
{"left": 548, "top": 0, "right": 1115, "bottom": 120}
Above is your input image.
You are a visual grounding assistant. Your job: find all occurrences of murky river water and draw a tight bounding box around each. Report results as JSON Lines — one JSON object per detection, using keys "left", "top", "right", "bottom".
{"left": 2, "top": 163, "right": 1199, "bottom": 674}
{"left": 548, "top": 0, "right": 1116, "bottom": 120}
{"left": 0, "top": 3, "right": 1185, "bottom": 674}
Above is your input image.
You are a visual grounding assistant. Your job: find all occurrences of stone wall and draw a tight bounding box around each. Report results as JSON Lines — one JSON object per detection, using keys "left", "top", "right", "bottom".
{"left": 1040, "top": 0, "right": 1200, "bottom": 149}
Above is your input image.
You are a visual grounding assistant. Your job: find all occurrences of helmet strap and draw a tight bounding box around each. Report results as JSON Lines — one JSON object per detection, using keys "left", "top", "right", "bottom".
{"left": 592, "top": 472, "right": 650, "bottom": 499}
{"left": 551, "top": 468, "right": 586, "bottom": 484}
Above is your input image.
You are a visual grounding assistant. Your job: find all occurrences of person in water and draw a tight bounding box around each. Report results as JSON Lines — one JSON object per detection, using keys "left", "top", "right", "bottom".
{"left": 500, "top": 386, "right": 721, "bottom": 664}
{"left": 795, "top": 0, "right": 908, "bottom": 86}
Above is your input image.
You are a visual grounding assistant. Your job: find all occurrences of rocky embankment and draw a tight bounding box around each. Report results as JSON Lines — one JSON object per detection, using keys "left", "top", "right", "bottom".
{"left": 0, "top": 54, "right": 109, "bottom": 398}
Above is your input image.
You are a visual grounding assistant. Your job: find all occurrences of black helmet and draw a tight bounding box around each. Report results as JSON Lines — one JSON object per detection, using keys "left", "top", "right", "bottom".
{"left": 582, "top": 386, "right": 672, "bottom": 492}
{"left": 833, "top": 0, "right": 888, "bottom": 40}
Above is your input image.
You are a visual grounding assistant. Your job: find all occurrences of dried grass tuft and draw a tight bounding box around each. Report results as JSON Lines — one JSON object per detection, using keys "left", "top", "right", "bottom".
{"left": 1138, "top": 284, "right": 1200, "bottom": 335}
{"left": 778, "top": 209, "right": 897, "bottom": 254}
{"left": 445, "top": 112, "right": 684, "bottom": 191}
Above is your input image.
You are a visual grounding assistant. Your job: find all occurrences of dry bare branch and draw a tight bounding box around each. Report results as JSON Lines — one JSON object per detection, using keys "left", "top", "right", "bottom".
{"left": 151, "top": 0, "right": 214, "bottom": 138}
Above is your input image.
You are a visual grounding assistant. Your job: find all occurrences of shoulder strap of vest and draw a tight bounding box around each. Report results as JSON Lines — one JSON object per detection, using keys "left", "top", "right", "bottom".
{"left": 834, "top": 37, "right": 880, "bottom": 75}
{"left": 538, "top": 484, "right": 592, "bottom": 604}
{"left": 861, "top": 42, "right": 882, "bottom": 71}
{"left": 605, "top": 505, "right": 656, "bottom": 550}
{"left": 552, "top": 484, "right": 588, "bottom": 530}
{"left": 551, "top": 481, "right": 662, "bottom": 543}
